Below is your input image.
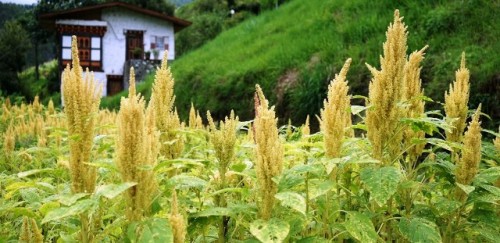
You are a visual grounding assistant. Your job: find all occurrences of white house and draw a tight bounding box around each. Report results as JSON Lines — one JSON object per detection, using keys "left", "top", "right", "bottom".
{"left": 40, "top": 2, "right": 191, "bottom": 96}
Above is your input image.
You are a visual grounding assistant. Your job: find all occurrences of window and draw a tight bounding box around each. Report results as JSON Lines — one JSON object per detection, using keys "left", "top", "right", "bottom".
{"left": 61, "top": 35, "right": 102, "bottom": 70}
{"left": 150, "top": 36, "right": 169, "bottom": 51}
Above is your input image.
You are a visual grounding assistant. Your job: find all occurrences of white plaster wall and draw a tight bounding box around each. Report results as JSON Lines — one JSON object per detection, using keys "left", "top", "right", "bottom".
{"left": 101, "top": 7, "right": 175, "bottom": 77}
{"left": 93, "top": 72, "right": 107, "bottom": 96}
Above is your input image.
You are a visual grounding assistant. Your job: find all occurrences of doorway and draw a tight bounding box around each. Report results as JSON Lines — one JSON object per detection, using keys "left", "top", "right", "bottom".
{"left": 125, "top": 30, "right": 144, "bottom": 60}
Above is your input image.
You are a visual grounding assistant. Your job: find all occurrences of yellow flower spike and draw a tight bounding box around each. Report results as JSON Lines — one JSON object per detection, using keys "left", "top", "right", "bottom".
{"left": 254, "top": 84, "right": 283, "bottom": 220}
{"left": 320, "top": 58, "right": 352, "bottom": 159}
{"left": 61, "top": 35, "right": 101, "bottom": 194}
{"left": 402, "top": 46, "right": 428, "bottom": 165}
{"left": 445, "top": 52, "right": 470, "bottom": 145}
{"left": 365, "top": 10, "right": 408, "bottom": 164}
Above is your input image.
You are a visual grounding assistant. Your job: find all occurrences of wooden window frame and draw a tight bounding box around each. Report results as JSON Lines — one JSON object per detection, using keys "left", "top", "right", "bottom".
{"left": 61, "top": 34, "right": 103, "bottom": 72}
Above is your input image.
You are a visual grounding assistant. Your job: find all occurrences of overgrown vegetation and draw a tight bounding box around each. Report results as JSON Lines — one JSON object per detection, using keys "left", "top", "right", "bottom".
{"left": 1, "top": 9, "right": 499, "bottom": 242}
{"left": 108, "top": 0, "right": 499, "bottom": 131}
{"left": 175, "top": 0, "right": 290, "bottom": 56}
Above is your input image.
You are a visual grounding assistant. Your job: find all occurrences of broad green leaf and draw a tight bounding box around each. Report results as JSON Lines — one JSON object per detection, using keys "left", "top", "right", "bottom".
{"left": 5, "top": 182, "right": 36, "bottom": 199}
{"left": 58, "top": 193, "right": 88, "bottom": 206}
{"left": 6, "top": 207, "right": 37, "bottom": 218}
{"left": 351, "top": 105, "right": 368, "bottom": 115}
{"left": 456, "top": 182, "right": 475, "bottom": 195}
{"left": 20, "top": 188, "right": 41, "bottom": 203}
{"left": 278, "top": 172, "right": 303, "bottom": 191}
{"left": 360, "top": 166, "right": 401, "bottom": 206}
{"left": 308, "top": 180, "right": 334, "bottom": 199}
{"left": 17, "top": 168, "right": 54, "bottom": 178}
{"left": 275, "top": 192, "right": 306, "bottom": 216}
{"left": 192, "top": 207, "right": 234, "bottom": 217}
{"left": 250, "top": 218, "right": 290, "bottom": 243}
{"left": 344, "top": 212, "right": 378, "bottom": 243}
{"left": 289, "top": 164, "right": 322, "bottom": 174}
{"left": 169, "top": 175, "right": 207, "bottom": 190}
{"left": 42, "top": 199, "right": 97, "bottom": 224}
{"left": 95, "top": 182, "right": 137, "bottom": 199}
{"left": 138, "top": 218, "right": 173, "bottom": 243}
{"left": 39, "top": 201, "right": 61, "bottom": 216}
{"left": 433, "top": 197, "right": 460, "bottom": 217}
{"left": 138, "top": 225, "right": 153, "bottom": 243}
{"left": 474, "top": 167, "right": 500, "bottom": 185}
{"left": 480, "top": 185, "right": 500, "bottom": 197}
{"left": 398, "top": 218, "right": 441, "bottom": 243}
{"left": 475, "top": 223, "right": 500, "bottom": 243}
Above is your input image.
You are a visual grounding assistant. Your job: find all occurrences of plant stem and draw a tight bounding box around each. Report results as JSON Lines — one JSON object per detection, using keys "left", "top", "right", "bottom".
{"left": 80, "top": 213, "right": 90, "bottom": 243}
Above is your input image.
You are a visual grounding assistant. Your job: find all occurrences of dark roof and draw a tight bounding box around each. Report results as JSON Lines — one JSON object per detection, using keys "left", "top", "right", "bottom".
{"left": 39, "top": 1, "right": 191, "bottom": 32}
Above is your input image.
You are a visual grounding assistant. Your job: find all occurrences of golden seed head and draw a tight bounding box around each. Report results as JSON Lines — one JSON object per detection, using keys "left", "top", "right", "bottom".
{"left": 456, "top": 105, "right": 482, "bottom": 186}
{"left": 445, "top": 52, "right": 470, "bottom": 144}
{"left": 302, "top": 115, "right": 310, "bottom": 137}
{"left": 320, "top": 58, "right": 352, "bottom": 158}
{"left": 61, "top": 35, "right": 101, "bottom": 193}
{"left": 254, "top": 84, "right": 283, "bottom": 220}
{"left": 116, "top": 86, "right": 159, "bottom": 221}
{"left": 365, "top": 9, "right": 408, "bottom": 162}
{"left": 207, "top": 110, "right": 239, "bottom": 181}
{"left": 402, "top": 46, "right": 427, "bottom": 162}
{"left": 169, "top": 189, "right": 186, "bottom": 243}
{"left": 150, "top": 51, "right": 184, "bottom": 160}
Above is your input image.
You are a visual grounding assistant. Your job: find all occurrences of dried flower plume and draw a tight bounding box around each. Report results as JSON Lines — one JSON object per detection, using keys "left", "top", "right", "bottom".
{"left": 253, "top": 84, "right": 284, "bottom": 220}
{"left": 320, "top": 58, "right": 352, "bottom": 159}
{"left": 365, "top": 10, "right": 408, "bottom": 163}
{"left": 115, "top": 68, "right": 159, "bottom": 221}
{"left": 169, "top": 189, "right": 186, "bottom": 243}
{"left": 150, "top": 52, "right": 184, "bottom": 160}
{"left": 402, "top": 46, "right": 428, "bottom": 164}
{"left": 61, "top": 35, "right": 101, "bottom": 193}
{"left": 455, "top": 105, "right": 482, "bottom": 186}
{"left": 445, "top": 53, "right": 470, "bottom": 145}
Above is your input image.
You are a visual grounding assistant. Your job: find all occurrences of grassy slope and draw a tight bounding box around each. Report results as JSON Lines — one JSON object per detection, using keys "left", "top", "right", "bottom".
{"left": 103, "top": 0, "right": 499, "bottom": 129}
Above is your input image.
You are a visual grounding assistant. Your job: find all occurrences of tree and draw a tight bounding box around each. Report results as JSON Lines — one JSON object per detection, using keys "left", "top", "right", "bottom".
{"left": 0, "top": 20, "right": 31, "bottom": 94}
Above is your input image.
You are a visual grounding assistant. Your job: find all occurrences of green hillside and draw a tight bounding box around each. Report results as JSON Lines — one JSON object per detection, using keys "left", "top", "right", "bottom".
{"left": 105, "top": 0, "right": 500, "bottom": 128}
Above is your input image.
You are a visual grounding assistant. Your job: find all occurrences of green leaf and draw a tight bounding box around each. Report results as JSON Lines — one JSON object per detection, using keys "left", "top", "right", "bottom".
{"left": 169, "top": 175, "right": 207, "bottom": 190}
{"left": 250, "top": 218, "right": 290, "bottom": 243}
{"left": 95, "top": 182, "right": 137, "bottom": 199}
{"left": 474, "top": 167, "right": 500, "bottom": 185}
{"left": 456, "top": 182, "right": 475, "bottom": 195}
{"left": 58, "top": 193, "right": 88, "bottom": 206}
{"left": 17, "top": 168, "right": 54, "bottom": 178}
{"left": 275, "top": 192, "right": 306, "bottom": 216}
{"left": 475, "top": 223, "right": 500, "bottom": 243}
{"left": 351, "top": 105, "right": 368, "bottom": 115}
{"left": 6, "top": 207, "right": 37, "bottom": 218}
{"left": 39, "top": 201, "right": 61, "bottom": 216}
{"left": 360, "top": 166, "right": 401, "bottom": 206}
{"left": 42, "top": 199, "right": 97, "bottom": 224}
{"left": 278, "top": 172, "right": 303, "bottom": 191}
{"left": 192, "top": 207, "right": 234, "bottom": 218}
{"left": 344, "top": 212, "right": 378, "bottom": 243}
{"left": 308, "top": 180, "right": 334, "bottom": 199}
{"left": 149, "top": 218, "right": 173, "bottom": 243}
{"left": 433, "top": 197, "right": 460, "bottom": 217}
{"left": 398, "top": 218, "right": 441, "bottom": 243}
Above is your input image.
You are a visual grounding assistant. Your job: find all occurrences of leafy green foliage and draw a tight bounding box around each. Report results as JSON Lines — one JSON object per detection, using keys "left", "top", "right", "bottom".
{"left": 398, "top": 218, "right": 442, "bottom": 243}
{"left": 250, "top": 218, "right": 290, "bottom": 242}
{"left": 360, "top": 166, "right": 401, "bottom": 206}
{"left": 344, "top": 212, "right": 379, "bottom": 243}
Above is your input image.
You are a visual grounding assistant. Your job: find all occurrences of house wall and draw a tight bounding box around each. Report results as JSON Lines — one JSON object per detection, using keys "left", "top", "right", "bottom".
{"left": 101, "top": 7, "right": 175, "bottom": 77}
